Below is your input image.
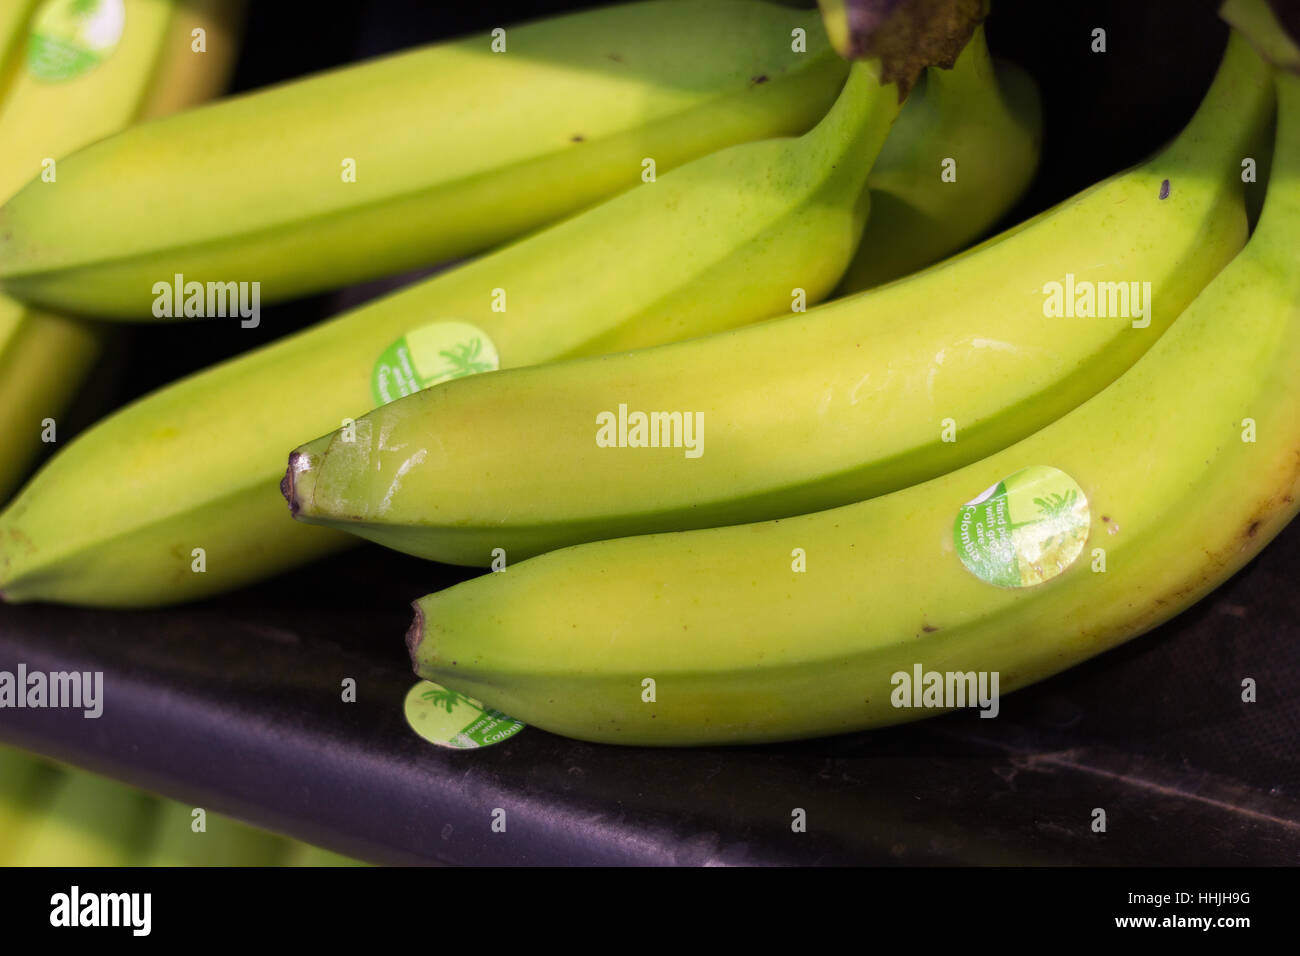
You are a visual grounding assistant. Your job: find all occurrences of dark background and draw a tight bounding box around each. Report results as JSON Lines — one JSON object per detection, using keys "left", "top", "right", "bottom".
{"left": 5, "top": 0, "right": 1298, "bottom": 866}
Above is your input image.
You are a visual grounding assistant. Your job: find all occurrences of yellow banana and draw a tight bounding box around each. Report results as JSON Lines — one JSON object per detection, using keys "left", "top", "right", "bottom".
{"left": 0, "top": 0, "right": 243, "bottom": 502}
{"left": 838, "top": 22, "right": 1041, "bottom": 291}
{"left": 409, "top": 68, "right": 1300, "bottom": 747}
{"left": 0, "top": 2, "right": 40, "bottom": 93}
{"left": 0, "top": 0, "right": 850, "bottom": 318}
{"left": 0, "top": 49, "right": 911, "bottom": 607}
{"left": 8, "top": 764, "right": 160, "bottom": 865}
{"left": 286, "top": 33, "right": 1270, "bottom": 568}
{"left": 284, "top": 843, "right": 368, "bottom": 867}
{"left": 0, "top": 744, "right": 60, "bottom": 862}
{"left": 144, "top": 799, "right": 290, "bottom": 866}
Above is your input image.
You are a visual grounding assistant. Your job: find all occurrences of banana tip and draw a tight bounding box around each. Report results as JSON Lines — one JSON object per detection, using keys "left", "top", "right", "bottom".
{"left": 405, "top": 602, "right": 424, "bottom": 671}
{"left": 281, "top": 453, "right": 300, "bottom": 517}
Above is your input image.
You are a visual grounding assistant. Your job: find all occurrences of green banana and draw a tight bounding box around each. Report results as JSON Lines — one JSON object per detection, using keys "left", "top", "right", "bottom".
{"left": 0, "top": 48, "right": 911, "bottom": 607}
{"left": 0, "top": 0, "right": 244, "bottom": 502}
{"left": 0, "top": 303, "right": 102, "bottom": 502}
{"left": 0, "top": 2, "right": 39, "bottom": 93}
{"left": 0, "top": 744, "right": 347, "bottom": 866}
{"left": 0, "top": 745, "right": 60, "bottom": 862}
{"left": 284, "top": 843, "right": 369, "bottom": 867}
{"left": 145, "top": 800, "right": 290, "bottom": 866}
{"left": 408, "top": 68, "right": 1300, "bottom": 747}
{"left": 9, "top": 765, "right": 160, "bottom": 865}
{"left": 1222, "top": 0, "right": 1300, "bottom": 72}
{"left": 837, "top": 23, "right": 1041, "bottom": 292}
{"left": 0, "top": 0, "right": 850, "bottom": 318}
{"left": 285, "top": 34, "right": 1270, "bottom": 568}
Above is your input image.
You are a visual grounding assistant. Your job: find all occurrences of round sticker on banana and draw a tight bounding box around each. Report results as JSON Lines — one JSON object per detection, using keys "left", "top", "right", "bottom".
{"left": 28, "top": 0, "right": 125, "bottom": 81}
{"left": 954, "top": 465, "right": 1090, "bottom": 588}
{"left": 371, "top": 320, "right": 499, "bottom": 407}
{"left": 404, "top": 681, "right": 525, "bottom": 750}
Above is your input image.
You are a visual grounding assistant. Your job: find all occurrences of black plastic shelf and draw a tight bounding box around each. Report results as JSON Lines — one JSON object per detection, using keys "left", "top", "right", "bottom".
{"left": 1, "top": 513, "right": 1298, "bottom": 865}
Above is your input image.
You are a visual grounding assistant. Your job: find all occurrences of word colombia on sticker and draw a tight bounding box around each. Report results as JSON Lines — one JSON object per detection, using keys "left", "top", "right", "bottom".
{"left": 0, "top": 663, "right": 103, "bottom": 718}
{"left": 404, "top": 680, "right": 524, "bottom": 750}
{"left": 954, "top": 465, "right": 1091, "bottom": 589}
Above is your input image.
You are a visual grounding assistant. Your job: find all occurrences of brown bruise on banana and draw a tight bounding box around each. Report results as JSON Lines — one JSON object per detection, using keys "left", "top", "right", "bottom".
{"left": 1107, "top": 449, "right": 1300, "bottom": 641}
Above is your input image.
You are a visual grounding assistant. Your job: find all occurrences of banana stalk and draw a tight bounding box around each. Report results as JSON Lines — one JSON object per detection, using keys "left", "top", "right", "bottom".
{"left": 838, "top": 22, "right": 1040, "bottom": 291}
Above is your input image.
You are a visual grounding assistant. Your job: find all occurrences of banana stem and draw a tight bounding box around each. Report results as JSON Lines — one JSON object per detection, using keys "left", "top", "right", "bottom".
{"left": 926, "top": 23, "right": 993, "bottom": 99}
{"left": 800, "top": 58, "right": 902, "bottom": 195}
{"left": 1254, "top": 71, "right": 1300, "bottom": 250}
{"left": 1160, "top": 31, "right": 1274, "bottom": 172}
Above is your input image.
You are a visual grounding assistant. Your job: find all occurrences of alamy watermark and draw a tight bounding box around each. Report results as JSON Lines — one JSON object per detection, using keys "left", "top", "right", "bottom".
{"left": 595, "top": 403, "right": 703, "bottom": 458}
{"left": 1042, "top": 273, "right": 1151, "bottom": 328}
{"left": 891, "top": 663, "right": 999, "bottom": 718}
{"left": 0, "top": 664, "right": 102, "bottom": 718}
{"left": 50, "top": 886, "right": 150, "bottom": 936}
{"left": 152, "top": 273, "right": 260, "bottom": 327}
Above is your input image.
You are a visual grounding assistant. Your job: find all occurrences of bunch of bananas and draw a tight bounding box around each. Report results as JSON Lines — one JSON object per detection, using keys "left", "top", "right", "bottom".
{"left": 0, "top": 0, "right": 1295, "bottom": 767}
{"left": 0, "top": 745, "right": 361, "bottom": 866}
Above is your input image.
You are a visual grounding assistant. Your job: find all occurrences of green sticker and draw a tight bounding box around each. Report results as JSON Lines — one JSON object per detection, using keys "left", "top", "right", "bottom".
{"left": 954, "top": 465, "right": 1090, "bottom": 588}
{"left": 28, "top": 0, "right": 125, "bottom": 81}
{"left": 404, "top": 681, "right": 525, "bottom": 750}
{"left": 371, "top": 320, "right": 499, "bottom": 407}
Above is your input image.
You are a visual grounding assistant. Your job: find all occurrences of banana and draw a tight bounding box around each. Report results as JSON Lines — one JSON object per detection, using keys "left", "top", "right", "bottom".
{"left": 0, "top": 285, "right": 103, "bottom": 505}
{"left": 0, "top": 0, "right": 851, "bottom": 319}
{"left": 145, "top": 799, "right": 290, "bottom": 866}
{"left": 0, "top": 48, "right": 910, "bottom": 607}
{"left": 285, "top": 33, "right": 1271, "bottom": 568}
{"left": 0, "top": 2, "right": 40, "bottom": 93}
{"left": 837, "top": 23, "right": 1041, "bottom": 292}
{"left": 0, "top": 744, "right": 324, "bottom": 866}
{"left": 0, "top": 745, "right": 60, "bottom": 862}
{"left": 0, "top": 0, "right": 244, "bottom": 502}
{"left": 409, "top": 68, "right": 1300, "bottom": 747}
{"left": 0, "top": 0, "right": 173, "bottom": 198}
{"left": 284, "top": 843, "right": 368, "bottom": 867}
{"left": 9, "top": 765, "right": 161, "bottom": 865}
{"left": 136, "top": 0, "right": 244, "bottom": 121}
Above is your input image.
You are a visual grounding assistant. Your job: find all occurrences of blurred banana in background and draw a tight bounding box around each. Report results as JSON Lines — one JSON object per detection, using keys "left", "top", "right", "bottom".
{"left": 0, "top": 744, "right": 363, "bottom": 866}
{"left": 0, "top": 0, "right": 851, "bottom": 318}
{"left": 0, "top": 0, "right": 245, "bottom": 502}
